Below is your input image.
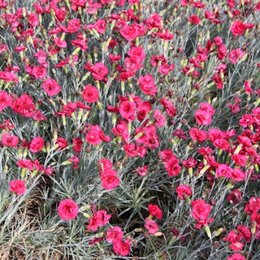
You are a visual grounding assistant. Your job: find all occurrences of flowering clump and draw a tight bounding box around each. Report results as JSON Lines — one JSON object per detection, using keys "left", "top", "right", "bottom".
{"left": 1, "top": 0, "right": 259, "bottom": 259}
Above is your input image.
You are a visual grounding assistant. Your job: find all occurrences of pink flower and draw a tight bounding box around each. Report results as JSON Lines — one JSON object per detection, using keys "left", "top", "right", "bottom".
{"left": 195, "top": 102, "right": 215, "bottom": 126}
{"left": 1, "top": 133, "right": 19, "bottom": 147}
{"left": 136, "top": 165, "right": 149, "bottom": 176}
{"left": 0, "top": 91, "right": 12, "bottom": 112}
{"left": 120, "top": 23, "right": 139, "bottom": 41}
{"left": 11, "top": 94, "right": 36, "bottom": 118}
{"left": 216, "top": 164, "right": 232, "bottom": 178}
{"left": 112, "top": 238, "right": 131, "bottom": 256}
{"left": 138, "top": 74, "right": 157, "bottom": 96}
{"left": 98, "top": 159, "right": 120, "bottom": 190}
{"left": 144, "top": 218, "right": 159, "bottom": 234}
{"left": 98, "top": 158, "right": 114, "bottom": 173}
{"left": 85, "top": 62, "right": 108, "bottom": 81}
{"left": 232, "top": 154, "right": 247, "bottom": 167}
{"left": 199, "top": 102, "right": 215, "bottom": 115}
{"left": 87, "top": 210, "right": 111, "bottom": 232}
{"left": 230, "top": 168, "right": 246, "bottom": 182}
{"left": 229, "top": 49, "right": 245, "bottom": 64}
{"left": 145, "top": 13, "right": 162, "bottom": 29}
{"left": 189, "top": 128, "right": 208, "bottom": 142}
{"left": 85, "top": 125, "right": 111, "bottom": 145}
{"left": 112, "top": 120, "right": 129, "bottom": 142}
{"left": 101, "top": 172, "right": 120, "bottom": 190}
{"left": 54, "top": 37, "right": 67, "bottom": 48}
{"left": 191, "top": 199, "right": 213, "bottom": 228}
{"left": 137, "top": 101, "right": 151, "bottom": 121}
{"left": 85, "top": 126, "right": 102, "bottom": 145}
{"left": 9, "top": 180, "right": 26, "bottom": 195}
{"left": 82, "top": 84, "right": 99, "bottom": 103}
{"left": 153, "top": 110, "right": 166, "bottom": 127}
{"left": 42, "top": 78, "right": 61, "bottom": 97}
{"left": 57, "top": 199, "right": 79, "bottom": 221}
{"left": 195, "top": 110, "right": 213, "bottom": 126}
{"left": 29, "top": 137, "right": 45, "bottom": 153}
{"left": 106, "top": 226, "right": 123, "bottom": 243}
{"left": 28, "top": 12, "right": 39, "bottom": 27}
{"left": 176, "top": 185, "right": 192, "bottom": 200}
{"left": 119, "top": 100, "right": 136, "bottom": 121}
{"left": 227, "top": 253, "right": 246, "bottom": 260}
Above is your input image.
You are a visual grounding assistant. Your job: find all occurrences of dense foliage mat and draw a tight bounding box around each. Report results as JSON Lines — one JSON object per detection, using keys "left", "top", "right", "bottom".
{"left": 0, "top": 0, "right": 260, "bottom": 259}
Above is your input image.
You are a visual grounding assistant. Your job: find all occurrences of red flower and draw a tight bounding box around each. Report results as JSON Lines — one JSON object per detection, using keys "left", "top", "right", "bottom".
{"left": 164, "top": 157, "right": 181, "bottom": 177}
{"left": 57, "top": 199, "right": 79, "bottom": 221}
{"left": 226, "top": 189, "right": 242, "bottom": 205}
{"left": 1, "top": 133, "right": 19, "bottom": 147}
{"left": 232, "top": 154, "right": 247, "bottom": 167}
{"left": 42, "top": 78, "right": 61, "bottom": 97}
{"left": 85, "top": 62, "right": 108, "bottom": 81}
{"left": 191, "top": 199, "right": 213, "bottom": 227}
{"left": 16, "top": 159, "right": 35, "bottom": 171}
{"left": 176, "top": 185, "right": 192, "bottom": 200}
{"left": 231, "top": 20, "right": 254, "bottom": 37}
{"left": 72, "top": 137, "right": 83, "bottom": 153}
{"left": 237, "top": 225, "right": 252, "bottom": 242}
{"left": 11, "top": 94, "right": 36, "bottom": 118}
{"left": 159, "top": 150, "right": 175, "bottom": 163}
{"left": 55, "top": 137, "right": 68, "bottom": 149}
{"left": 9, "top": 180, "right": 26, "bottom": 195}
{"left": 148, "top": 204, "right": 163, "bottom": 219}
{"left": 82, "top": 84, "right": 99, "bottom": 103}
{"left": 29, "top": 137, "right": 45, "bottom": 153}
{"left": 189, "top": 14, "right": 201, "bottom": 25}
{"left": 67, "top": 18, "right": 81, "bottom": 33}
{"left": 224, "top": 230, "right": 245, "bottom": 251}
